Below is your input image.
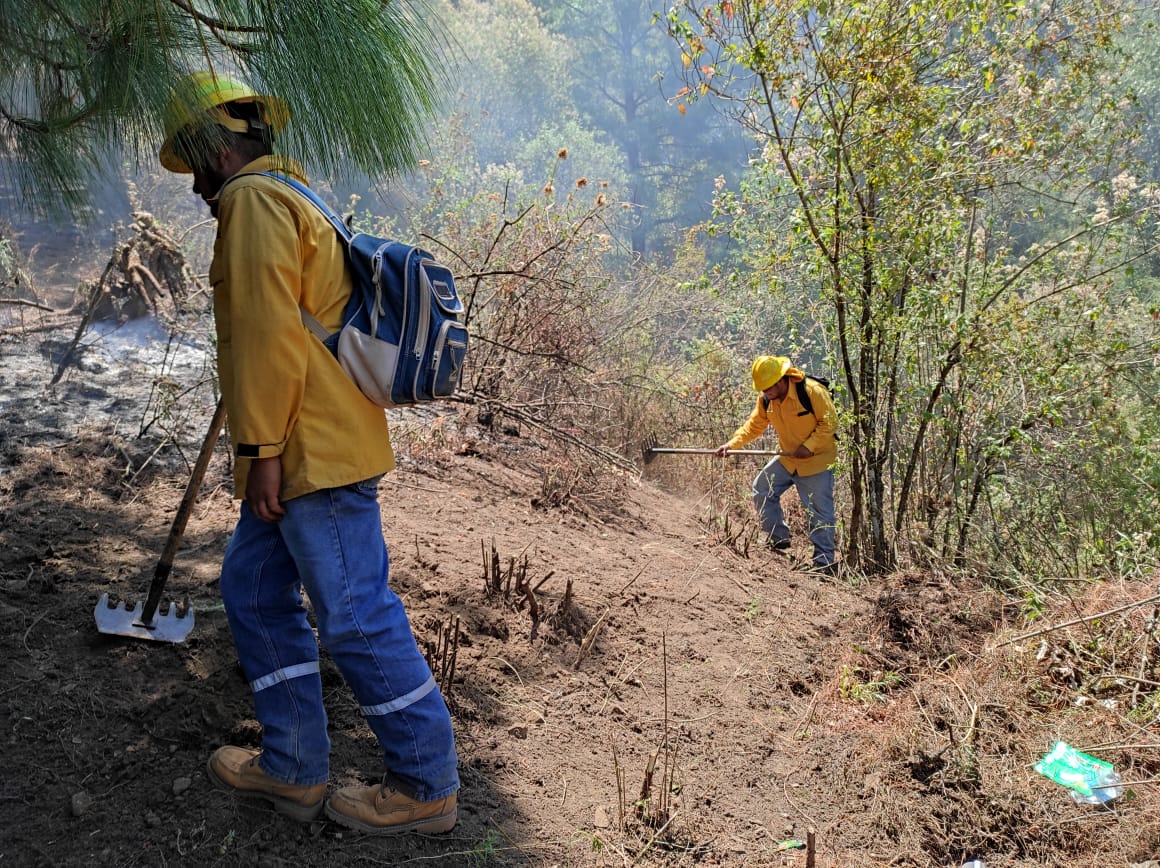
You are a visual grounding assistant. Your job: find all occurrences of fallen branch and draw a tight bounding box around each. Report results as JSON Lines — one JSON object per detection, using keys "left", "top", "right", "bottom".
{"left": 993, "top": 592, "right": 1160, "bottom": 648}
{"left": 532, "top": 570, "right": 556, "bottom": 593}
{"left": 574, "top": 607, "right": 610, "bottom": 670}
{"left": 0, "top": 319, "right": 74, "bottom": 338}
{"left": 0, "top": 298, "right": 56, "bottom": 312}
{"left": 50, "top": 260, "right": 113, "bottom": 386}
{"left": 726, "top": 573, "right": 751, "bottom": 597}
{"left": 618, "top": 565, "right": 647, "bottom": 595}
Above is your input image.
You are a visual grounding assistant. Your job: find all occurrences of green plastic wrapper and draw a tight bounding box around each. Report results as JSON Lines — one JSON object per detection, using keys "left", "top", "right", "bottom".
{"left": 1034, "top": 740, "right": 1121, "bottom": 804}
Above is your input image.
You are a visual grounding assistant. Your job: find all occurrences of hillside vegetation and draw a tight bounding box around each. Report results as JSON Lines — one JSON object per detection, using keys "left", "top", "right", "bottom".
{"left": 1, "top": 1, "right": 1159, "bottom": 864}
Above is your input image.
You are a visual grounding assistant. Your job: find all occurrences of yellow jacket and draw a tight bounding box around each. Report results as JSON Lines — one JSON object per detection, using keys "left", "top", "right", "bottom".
{"left": 726, "top": 368, "right": 838, "bottom": 477}
{"left": 209, "top": 155, "right": 394, "bottom": 501}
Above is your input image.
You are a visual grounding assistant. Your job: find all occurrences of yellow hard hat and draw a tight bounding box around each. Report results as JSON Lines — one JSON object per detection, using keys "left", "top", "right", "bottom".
{"left": 751, "top": 355, "right": 790, "bottom": 391}
{"left": 159, "top": 71, "right": 289, "bottom": 173}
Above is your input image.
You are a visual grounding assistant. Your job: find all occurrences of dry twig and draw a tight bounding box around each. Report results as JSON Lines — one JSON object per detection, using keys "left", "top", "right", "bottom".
{"left": 994, "top": 592, "right": 1160, "bottom": 647}
{"left": 0, "top": 298, "right": 55, "bottom": 311}
{"left": 574, "top": 608, "right": 610, "bottom": 670}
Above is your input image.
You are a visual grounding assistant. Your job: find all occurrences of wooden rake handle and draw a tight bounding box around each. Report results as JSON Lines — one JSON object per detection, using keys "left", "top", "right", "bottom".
{"left": 646, "top": 447, "right": 787, "bottom": 457}
{"left": 139, "top": 398, "right": 228, "bottom": 625}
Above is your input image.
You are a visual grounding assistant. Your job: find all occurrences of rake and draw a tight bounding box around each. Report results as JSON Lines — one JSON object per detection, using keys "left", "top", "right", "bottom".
{"left": 641, "top": 434, "right": 787, "bottom": 465}
{"left": 94, "top": 398, "right": 227, "bottom": 643}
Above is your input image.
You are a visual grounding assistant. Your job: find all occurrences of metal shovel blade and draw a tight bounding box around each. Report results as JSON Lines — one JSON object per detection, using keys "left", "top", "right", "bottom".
{"left": 92, "top": 399, "right": 225, "bottom": 645}
{"left": 95, "top": 592, "right": 195, "bottom": 643}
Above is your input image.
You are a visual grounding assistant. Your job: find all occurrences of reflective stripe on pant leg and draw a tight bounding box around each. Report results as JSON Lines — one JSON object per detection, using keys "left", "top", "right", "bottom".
{"left": 361, "top": 674, "right": 436, "bottom": 717}
{"left": 251, "top": 660, "right": 322, "bottom": 693}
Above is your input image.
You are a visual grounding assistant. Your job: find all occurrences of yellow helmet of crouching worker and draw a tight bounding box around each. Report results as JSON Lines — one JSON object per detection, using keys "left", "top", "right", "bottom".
{"left": 751, "top": 355, "right": 790, "bottom": 392}
{"left": 159, "top": 71, "right": 290, "bottom": 173}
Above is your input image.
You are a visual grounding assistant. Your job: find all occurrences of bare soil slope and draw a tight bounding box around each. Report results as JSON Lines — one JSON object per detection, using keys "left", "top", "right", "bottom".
{"left": 2, "top": 314, "right": 1158, "bottom": 868}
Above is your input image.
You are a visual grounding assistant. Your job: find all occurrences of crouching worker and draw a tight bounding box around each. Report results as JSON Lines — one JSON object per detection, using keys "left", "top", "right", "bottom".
{"left": 158, "top": 72, "right": 459, "bottom": 833}
{"left": 716, "top": 356, "right": 840, "bottom": 575}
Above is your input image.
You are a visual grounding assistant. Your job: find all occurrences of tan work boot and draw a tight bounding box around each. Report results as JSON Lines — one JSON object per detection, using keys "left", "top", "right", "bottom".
{"left": 206, "top": 746, "right": 326, "bottom": 822}
{"left": 325, "top": 782, "right": 457, "bottom": 835}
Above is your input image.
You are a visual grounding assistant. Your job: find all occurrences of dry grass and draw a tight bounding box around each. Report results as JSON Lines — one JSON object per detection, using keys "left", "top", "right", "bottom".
{"left": 821, "top": 575, "right": 1160, "bottom": 866}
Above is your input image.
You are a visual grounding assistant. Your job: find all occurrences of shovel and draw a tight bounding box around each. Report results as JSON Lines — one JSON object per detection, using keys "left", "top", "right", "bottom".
{"left": 95, "top": 398, "right": 227, "bottom": 643}
{"left": 642, "top": 435, "right": 787, "bottom": 465}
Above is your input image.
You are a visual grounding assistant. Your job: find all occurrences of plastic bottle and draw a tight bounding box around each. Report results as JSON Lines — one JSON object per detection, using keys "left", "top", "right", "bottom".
{"left": 1069, "top": 767, "right": 1123, "bottom": 805}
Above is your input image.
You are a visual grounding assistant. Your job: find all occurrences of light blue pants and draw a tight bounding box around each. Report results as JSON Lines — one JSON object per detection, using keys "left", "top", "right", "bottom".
{"left": 752, "top": 460, "right": 836, "bottom": 567}
{"left": 219, "top": 476, "right": 459, "bottom": 800}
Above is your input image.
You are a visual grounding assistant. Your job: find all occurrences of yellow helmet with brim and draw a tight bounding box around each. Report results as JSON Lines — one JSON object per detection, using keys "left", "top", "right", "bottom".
{"left": 159, "top": 71, "right": 289, "bottom": 173}
{"left": 751, "top": 355, "right": 791, "bottom": 392}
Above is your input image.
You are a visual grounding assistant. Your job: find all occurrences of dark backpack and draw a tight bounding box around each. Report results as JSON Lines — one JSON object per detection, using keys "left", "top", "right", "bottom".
{"left": 253, "top": 171, "right": 469, "bottom": 408}
{"left": 794, "top": 374, "right": 830, "bottom": 419}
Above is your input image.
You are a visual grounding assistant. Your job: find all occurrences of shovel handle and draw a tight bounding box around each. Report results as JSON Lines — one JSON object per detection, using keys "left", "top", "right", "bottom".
{"left": 139, "top": 398, "right": 228, "bottom": 625}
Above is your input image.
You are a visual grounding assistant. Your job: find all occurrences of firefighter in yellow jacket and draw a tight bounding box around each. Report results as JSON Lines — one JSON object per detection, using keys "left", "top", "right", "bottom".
{"left": 716, "top": 356, "right": 839, "bottom": 574}
{"left": 159, "top": 72, "right": 458, "bottom": 834}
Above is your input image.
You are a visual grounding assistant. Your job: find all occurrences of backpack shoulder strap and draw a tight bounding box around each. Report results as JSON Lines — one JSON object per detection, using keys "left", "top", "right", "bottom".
{"left": 228, "top": 172, "right": 352, "bottom": 339}
{"left": 299, "top": 308, "right": 330, "bottom": 340}
{"left": 231, "top": 171, "right": 354, "bottom": 243}
{"left": 795, "top": 378, "right": 815, "bottom": 417}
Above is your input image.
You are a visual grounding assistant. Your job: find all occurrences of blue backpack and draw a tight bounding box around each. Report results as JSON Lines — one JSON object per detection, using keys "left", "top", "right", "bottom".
{"left": 254, "top": 172, "right": 469, "bottom": 408}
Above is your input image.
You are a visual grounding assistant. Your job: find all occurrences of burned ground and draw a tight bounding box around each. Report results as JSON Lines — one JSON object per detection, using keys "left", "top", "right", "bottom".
{"left": 2, "top": 311, "right": 1158, "bottom": 867}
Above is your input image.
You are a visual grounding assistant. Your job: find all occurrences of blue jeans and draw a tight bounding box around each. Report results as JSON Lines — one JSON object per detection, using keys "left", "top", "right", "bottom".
{"left": 219, "top": 476, "right": 459, "bottom": 800}
{"left": 752, "top": 460, "right": 836, "bottom": 567}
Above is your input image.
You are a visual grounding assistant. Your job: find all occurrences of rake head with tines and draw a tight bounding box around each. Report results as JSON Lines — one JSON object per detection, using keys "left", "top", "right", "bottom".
{"left": 94, "top": 399, "right": 226, "bottom": 645}
{"left": 95, "top": 593, "right": 194, "bottom": 643}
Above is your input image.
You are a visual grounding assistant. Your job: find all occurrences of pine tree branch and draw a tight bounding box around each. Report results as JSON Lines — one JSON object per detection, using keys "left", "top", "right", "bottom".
{"left": 164, "top": 0, "right": 263, "bottom": 34}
